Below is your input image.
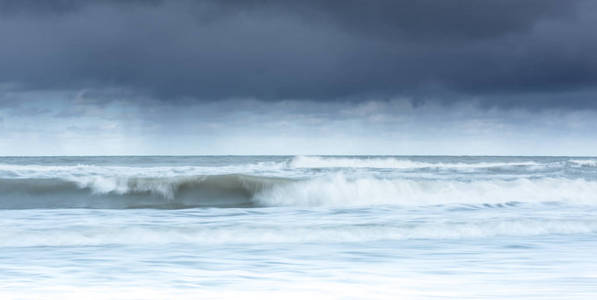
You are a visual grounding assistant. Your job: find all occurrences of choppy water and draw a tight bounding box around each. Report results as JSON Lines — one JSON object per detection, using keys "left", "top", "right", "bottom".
{"left": 1, "top": 156, "right": 596, "bottom": 299}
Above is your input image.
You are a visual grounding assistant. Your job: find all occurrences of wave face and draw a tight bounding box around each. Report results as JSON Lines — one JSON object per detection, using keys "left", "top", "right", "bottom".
{"left": 0, "top": 156, "right": 596, "bottom": 209}
{"left": 0, "top": 175, "right": 286, "bottom": 209}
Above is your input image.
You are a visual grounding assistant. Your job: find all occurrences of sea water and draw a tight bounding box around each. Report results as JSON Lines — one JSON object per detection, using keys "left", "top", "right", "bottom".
{"left": 0, "top": 156, "right": 596, "bottom": 299}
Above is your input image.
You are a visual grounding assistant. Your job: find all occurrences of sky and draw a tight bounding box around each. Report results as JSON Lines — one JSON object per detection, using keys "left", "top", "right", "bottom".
{"left": 1, "top": 0, "right": 597, "bottom": 155}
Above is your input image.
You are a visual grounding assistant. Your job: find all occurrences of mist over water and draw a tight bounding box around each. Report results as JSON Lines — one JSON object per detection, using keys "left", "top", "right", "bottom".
{"left": 1, "top": 156, "right": 597, "bottom": 299}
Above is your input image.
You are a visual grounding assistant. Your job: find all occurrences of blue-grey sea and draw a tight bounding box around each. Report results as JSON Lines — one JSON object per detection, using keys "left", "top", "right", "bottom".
{"left": 1, "top": 156, "right": 596, "bottom": 299}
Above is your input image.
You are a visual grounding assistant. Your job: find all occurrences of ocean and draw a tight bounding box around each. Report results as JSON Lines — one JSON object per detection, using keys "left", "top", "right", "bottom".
{"left": 0, "top": 156, "right": 596, "bottom": 299}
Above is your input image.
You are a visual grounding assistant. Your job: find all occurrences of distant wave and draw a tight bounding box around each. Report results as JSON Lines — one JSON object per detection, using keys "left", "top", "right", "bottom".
{"left": 0, "top": 157, "right": 592, "bottom": 182}
{"left": 1, "top": 173, "right": 597, "bottom": 209}
{"left": 289, "top": 156, "right": 544, "bottom": 170}
{"left": 0, "top": 162, "right": 288, "bottom": 179}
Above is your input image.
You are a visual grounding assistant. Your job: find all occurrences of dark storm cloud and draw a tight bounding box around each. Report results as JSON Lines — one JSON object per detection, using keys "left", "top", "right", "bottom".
{"left": 0, "top": 0, "right": 596, "bottom": 107}
{"left": 0, "top": 0, "right": 160, "bottom": 15}
{"left": 226, "top": 0, "right": 577, "bottom": 41}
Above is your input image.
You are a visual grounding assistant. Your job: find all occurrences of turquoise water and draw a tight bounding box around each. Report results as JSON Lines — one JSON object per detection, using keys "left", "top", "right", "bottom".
{"left": 1, "top": 156, "right": 596, "bottom": 299}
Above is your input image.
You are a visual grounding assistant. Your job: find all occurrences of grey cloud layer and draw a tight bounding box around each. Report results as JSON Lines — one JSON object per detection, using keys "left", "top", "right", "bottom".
{"left": 3, "top": 97, "right": 597, "bottom": 155}
{"left": 0, "top": 0, "right": 596, "bottom": 107}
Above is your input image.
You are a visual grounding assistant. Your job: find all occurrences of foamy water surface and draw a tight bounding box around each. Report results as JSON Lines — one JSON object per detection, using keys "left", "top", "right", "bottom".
{"left": 1, "top": 156, "right": 596, "bottom": 299}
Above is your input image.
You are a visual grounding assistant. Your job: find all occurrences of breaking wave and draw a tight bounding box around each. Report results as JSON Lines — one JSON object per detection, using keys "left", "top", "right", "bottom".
{"left": 255, "top": 174, "right": 597, "bottom": 207}
{"left": 1, "top": 173, "right": 596, "bottom": 209}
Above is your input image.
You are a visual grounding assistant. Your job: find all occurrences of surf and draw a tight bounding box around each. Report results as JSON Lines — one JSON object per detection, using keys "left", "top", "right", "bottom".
{"left": 1, "top": 172, "right": 597, "bottom": 209}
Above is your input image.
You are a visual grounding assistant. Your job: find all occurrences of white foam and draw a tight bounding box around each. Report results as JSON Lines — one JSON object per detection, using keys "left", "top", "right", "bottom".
{"left": 256, "top": 174, "right": 597, "bottom": 207}
{"left": 570, "top": 159, "right": 597, "bottom": 167}
{"left": 71, "top": 176, "right": 184, "bottom": 199}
